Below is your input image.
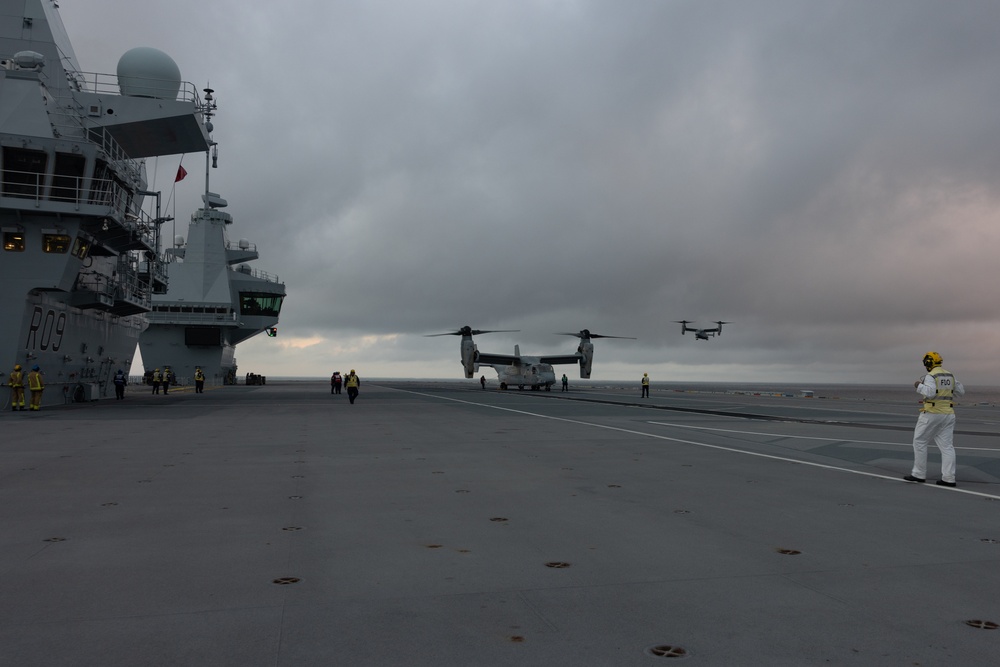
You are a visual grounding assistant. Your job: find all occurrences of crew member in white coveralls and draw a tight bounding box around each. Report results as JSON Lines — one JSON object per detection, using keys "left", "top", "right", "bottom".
{"left": 904, "top": 351, "right": 964, "bottom": 487}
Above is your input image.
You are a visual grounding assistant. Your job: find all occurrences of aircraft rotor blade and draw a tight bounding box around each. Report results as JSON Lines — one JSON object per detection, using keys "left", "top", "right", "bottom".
{"left": 425, "top": 326, "right": 519, "bottom": 337}
{"left": 555, "top": 330, "right": 636, "bottom": 340}
{"left": 587, "top": 333, "right": 637, "bottom": 340}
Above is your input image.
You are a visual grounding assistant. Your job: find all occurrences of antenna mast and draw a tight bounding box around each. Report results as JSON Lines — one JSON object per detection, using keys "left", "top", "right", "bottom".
{"left": 200, "top": 86, "right": 218, "bottom": 210}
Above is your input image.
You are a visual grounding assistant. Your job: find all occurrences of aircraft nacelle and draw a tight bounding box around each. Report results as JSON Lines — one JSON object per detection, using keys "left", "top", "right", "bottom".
{"left": 578, "top": 340, "right": 594, "bottom": 379}
{"left": 460, "top": 337, "right": 478, "bottom": 378}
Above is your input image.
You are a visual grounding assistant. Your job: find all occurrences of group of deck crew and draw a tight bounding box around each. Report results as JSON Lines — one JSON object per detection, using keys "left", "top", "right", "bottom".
{"left": 330, "top": 370, "right": 361, "bottom": 404}
{"left": 146, "top": 367, "right": 206, "bottom": 394}
{"left": 6, "top": 364, "right": 44, "bottom": 411}
{"left": 5, "top": 364, "right": 212, "bottom": 410}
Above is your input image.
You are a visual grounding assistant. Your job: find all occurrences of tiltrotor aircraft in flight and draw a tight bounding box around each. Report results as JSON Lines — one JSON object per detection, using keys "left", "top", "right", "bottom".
{"left": 427, "top": 326, "right": 634, "bottom": 390}
{"left": 676, "top": 320, "right": 731, "bottom": 340}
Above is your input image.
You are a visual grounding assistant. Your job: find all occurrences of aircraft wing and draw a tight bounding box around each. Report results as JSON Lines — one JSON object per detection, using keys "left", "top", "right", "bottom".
{"left": 476, "top": 352, "right": 520, "bottom": 366}
{"left": 538, "top": 354, "right": 583, "bottom": 366}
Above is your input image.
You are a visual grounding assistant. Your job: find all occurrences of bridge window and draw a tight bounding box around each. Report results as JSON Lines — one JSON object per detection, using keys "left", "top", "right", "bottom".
{"left": 72, "top": 236, "right": 90, "bottom": 259}
{"left": 43, "top": 234, "right": 71, "bottom": 253}
{"left": 4, "top": 232, "right": 25, "bottom": 251}
{"left": 88, "top": 159, "right": 112, "bottom": 206}
{"left": 51, "top": 153, "right": 87, "bottom": 203}
{"left": 2, "top": 147, "right": 47, "bottom": 199}
{"left": 240, "top": 292, "right": 283, "bottom": 316}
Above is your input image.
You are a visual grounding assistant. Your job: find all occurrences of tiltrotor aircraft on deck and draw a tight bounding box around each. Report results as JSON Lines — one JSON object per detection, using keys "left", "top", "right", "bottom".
{"left": 676, "top": 320, "right": 731, "bottom": 340}
{"left": 427, "top": 326, "right": 634, "bottom": 390}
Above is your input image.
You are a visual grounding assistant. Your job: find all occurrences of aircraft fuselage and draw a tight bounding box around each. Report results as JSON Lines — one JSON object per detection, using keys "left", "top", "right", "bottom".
{"left": 491, "top": 361, "right": 555, "bottom": 390}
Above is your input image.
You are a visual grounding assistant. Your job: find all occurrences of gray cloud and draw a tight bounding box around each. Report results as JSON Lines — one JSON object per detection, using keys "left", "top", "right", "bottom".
{"left": 60, "top": 0, "right": 1000, "bottom": 385}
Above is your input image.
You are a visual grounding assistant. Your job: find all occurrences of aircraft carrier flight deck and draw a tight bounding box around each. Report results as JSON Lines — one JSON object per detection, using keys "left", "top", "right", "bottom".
{"left": 3, "top": 381, "right": 1000, "bottom": 666}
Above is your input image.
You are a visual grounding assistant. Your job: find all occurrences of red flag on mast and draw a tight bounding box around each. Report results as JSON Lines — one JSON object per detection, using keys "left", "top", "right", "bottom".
{"left": 175, "top": 165, "right": 187, "bottom": 182}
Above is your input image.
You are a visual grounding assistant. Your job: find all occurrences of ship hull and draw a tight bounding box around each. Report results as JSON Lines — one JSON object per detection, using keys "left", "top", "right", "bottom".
{"left": 5, "top": 292, "right": 144, "bottom": 408}
{"left": 0, "top": 0, "right": 213, "bottom": 407}
{"left": 139, "top": 324, "right": 238, "bottom": 387}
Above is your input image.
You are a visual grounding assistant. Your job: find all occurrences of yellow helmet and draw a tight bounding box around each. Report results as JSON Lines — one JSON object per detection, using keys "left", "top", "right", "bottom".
{"left": 350, "top": 369, "right": 355, "bottom": 374}
{"left": 154, "top": 368, "right": 160, "bottom": 371}
{"left": 922, "top": 351, "right": 943, "bottom": 371}
{"left": 14, "top": 364, "right": 21, "bottom": 371}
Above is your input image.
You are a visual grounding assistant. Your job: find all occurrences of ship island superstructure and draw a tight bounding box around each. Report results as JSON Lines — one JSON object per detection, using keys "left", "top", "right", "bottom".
{"left": 138, "top": 183, "right": 286, "bottom": 386}
{"left": 0, "top": 0, "right": 213, "bottom": 405}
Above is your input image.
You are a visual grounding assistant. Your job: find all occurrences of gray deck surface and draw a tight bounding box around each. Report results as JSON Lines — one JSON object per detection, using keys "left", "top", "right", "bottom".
{"left": 3, "top": 381, "right": 1000, "bottom": 666}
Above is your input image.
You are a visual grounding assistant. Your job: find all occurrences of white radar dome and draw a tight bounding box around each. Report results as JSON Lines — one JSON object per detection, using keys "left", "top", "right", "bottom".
{"left": 174, "top": 235, "right": 185, "bottom": 247}
{"left": 117, "top": 47, "right": 181, "bottom": 99}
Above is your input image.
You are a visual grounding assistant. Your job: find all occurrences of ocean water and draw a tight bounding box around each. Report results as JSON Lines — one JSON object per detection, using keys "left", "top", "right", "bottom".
{"left": 263, "top": 377, "right": 1000, "bottom": 407}
{"left": 619, "top": 382, "right": 1000, "bottom": 407}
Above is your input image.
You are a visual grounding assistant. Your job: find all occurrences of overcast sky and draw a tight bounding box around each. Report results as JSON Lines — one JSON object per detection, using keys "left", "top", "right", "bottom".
{"left": 59, "top": 0, "right": 1000, "bottom": 385}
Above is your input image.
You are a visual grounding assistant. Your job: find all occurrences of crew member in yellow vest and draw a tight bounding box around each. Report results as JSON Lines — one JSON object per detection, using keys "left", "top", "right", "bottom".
{"left": 194, "top": 367, "right": 205, "bottom": 394}
{"left": 905, "top": 351, "right": 964, "bottom": 487}
{"left": 641, "top": 372, "right": 650, "bottom": 398}
{"left": 8, "top": 364, "right": 25, "bottom": 411}
{"left": 162, "top": 366, "right": 172, "bottom": 394}
{"left": 152, "top": 368, "right": 161, "bottom": 394}
{"left": 345, "top": 369, "right": 360, "bottom": 404}
{"left": 27, "top": 365, "right": 44, "bottom": 411}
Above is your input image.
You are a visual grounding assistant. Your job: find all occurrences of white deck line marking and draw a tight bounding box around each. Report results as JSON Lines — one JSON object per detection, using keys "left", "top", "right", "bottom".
{"left": 646, "top": 421, "right": 1000, "bottom": 452}
{"left": 389, "top": 387, "right": 1000, "bottom": 500}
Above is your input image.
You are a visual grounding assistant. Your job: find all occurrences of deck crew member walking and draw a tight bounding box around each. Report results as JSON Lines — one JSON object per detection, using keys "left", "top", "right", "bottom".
{"left": 152, "top": 368, "right": 161, "bottom": 394}
{"left": 113, "top": 369, "right": 127, "bottom": 400}
{"left": 345, "top": 369, "right": 360, "bottom": 404}
{"left": 194, "top": 367, "right": 205, "bottom": 393}
{"left": 27, "top": 365, "right": 43, "bottom": 411}
{"left": 905, "top": 351, "right": 964, "bottom": 487}
{"left": 8, "top": 364, "right": 25, "bottom": 410}
{"left": 641, "top": 373, "right": 650, "bottom": 398}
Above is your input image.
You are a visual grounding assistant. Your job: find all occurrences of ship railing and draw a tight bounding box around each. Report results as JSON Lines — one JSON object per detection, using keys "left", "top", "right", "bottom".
{"left": 114, "top": 256, "right": 152, "bottom": 305}
{"left": 24, "top": 64, "right": 151, "bottom": 184}
{"left": 146, "top": 310, "right": 237, "bottom": 326}
{"left": 73, "top": 272, "right": 116, "bottom": 299}
{"left": 226, "top": 239, "right": 257, "bottom": 252}
{"left": 138, "top": 257, "right": 169, "bottom": 285}
{"left": 74, "top": 264, "right": 151, "bottom": 308}
{"left": 1, "top": 165, "right": 159, "bottom": 250}
{"left": 45, "top": 106, "right": 143, "bottom": 183}
{"left": 233, "top": 264, "right": 281, "bottom": 284}
{"left": 70, "top": 70, "right": 204, "bottom": 105}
